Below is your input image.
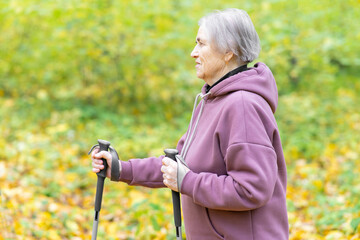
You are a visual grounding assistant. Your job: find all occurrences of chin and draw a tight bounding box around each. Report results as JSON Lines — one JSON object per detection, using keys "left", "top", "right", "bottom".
{"left": 196, "top": 72, "right": 204, "bottom": 80}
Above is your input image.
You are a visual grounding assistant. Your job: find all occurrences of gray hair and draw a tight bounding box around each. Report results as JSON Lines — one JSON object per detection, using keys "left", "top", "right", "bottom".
{"left": 199, "top": 8, "right": 261, "bottom": 64}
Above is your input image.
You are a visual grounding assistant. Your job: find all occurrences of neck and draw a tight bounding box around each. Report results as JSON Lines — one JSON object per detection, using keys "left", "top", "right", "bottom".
{"left": 207, "top": 62, "right": 242, "bottom": 86}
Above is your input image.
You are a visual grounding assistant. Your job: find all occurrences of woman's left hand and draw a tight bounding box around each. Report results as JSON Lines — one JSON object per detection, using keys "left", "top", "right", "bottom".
{"left": 161, "top": 157, "right": 179, "bottom": 192}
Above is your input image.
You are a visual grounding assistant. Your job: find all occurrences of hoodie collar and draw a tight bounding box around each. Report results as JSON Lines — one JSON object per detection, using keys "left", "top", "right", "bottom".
{"left": 201, "top": 62, "right": 279, "bottom": 113}
{"left": 205, "top": 64, "right": 248, "bottom": 93}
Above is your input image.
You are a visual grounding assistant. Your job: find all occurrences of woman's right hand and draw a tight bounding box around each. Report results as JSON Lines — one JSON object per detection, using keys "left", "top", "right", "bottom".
{"left": 91, "top": 147, "right": 112, "bottom": 179}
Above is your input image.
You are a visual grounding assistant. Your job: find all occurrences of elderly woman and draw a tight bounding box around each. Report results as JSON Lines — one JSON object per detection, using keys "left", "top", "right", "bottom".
{"left": 91, "top": 8, "right": 288, "bottom": 240}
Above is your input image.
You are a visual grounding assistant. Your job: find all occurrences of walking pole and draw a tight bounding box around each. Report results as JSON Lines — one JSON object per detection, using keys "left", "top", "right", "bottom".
{"left": 164, "top": 149, "right": 183, "bottom": 240}
{"left": 88, "top": 139, "right": 111, "bottom": 240}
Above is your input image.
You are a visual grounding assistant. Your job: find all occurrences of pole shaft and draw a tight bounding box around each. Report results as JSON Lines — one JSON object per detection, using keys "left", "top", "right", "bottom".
{"left": 95, "top": 176, "right": 105, "bottom": 212}
{"left": 91, "top": 217, "right": 99, "bottom": 240}
{"left": 176, "top": 226, "right": 182, "bottom": 240}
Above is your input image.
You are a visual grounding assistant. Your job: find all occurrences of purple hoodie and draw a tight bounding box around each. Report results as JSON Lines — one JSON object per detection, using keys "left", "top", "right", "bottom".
{"left": 120, "top": 62, "right": 289, "bottom": 239}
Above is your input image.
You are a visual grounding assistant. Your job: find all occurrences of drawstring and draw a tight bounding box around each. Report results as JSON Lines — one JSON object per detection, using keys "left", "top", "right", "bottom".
{"left": 181, "top": 92, "right": 211, "bottom": 160}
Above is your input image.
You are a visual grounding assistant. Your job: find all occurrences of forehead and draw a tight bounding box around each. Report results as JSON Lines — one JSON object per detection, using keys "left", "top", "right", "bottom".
{"left": 196, "top": 26, "right": 209, "bottom": 42}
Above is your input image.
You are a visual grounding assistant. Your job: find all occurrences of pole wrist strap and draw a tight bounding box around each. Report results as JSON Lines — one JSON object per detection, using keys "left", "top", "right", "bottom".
{"left": 109, "top": 147, "right": 121, "bottom": 181}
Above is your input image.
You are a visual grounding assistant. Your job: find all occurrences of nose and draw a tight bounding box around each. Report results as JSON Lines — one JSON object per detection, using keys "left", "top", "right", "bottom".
{"left": 191, "top": 45, "right": 199, "bottom": 58}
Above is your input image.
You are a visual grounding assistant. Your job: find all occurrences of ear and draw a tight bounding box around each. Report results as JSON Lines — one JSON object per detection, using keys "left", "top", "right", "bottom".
{"left": 224, "top": 51, "right": 234, "bottom": 63}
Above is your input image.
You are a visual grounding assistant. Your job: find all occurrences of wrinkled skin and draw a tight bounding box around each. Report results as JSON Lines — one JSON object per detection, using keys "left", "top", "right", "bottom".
{"left": 161, "top": 157, "right": 179, "bottom": 192}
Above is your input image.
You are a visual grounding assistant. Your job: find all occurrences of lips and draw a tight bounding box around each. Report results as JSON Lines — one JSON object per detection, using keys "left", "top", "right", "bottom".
{"left": 195, "top": 61, "right": 201, "bottom": 69}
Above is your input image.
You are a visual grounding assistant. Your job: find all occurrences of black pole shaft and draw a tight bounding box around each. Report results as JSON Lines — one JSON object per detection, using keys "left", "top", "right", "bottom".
{"left": 94, "top": 176, "right": 105, "bottom": 212}
{"left": 164, "top": 149, "right": 183, "bottom": 240}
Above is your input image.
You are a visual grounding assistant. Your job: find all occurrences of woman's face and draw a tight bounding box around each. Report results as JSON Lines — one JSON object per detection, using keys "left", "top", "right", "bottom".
{"left": 191, "top": 26, "right": 227, "bottom": 86}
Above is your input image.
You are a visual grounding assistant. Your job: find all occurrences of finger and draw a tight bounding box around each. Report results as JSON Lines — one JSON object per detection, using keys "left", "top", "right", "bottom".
{"left": 168, "top": 159, "right": 177, "bottom": 168}
{"left": 94, "top": 151, "right": 112, "bottom": 164}
{"left": 92, "top": 167, "right": 100, "bottom": 173}
{"left": 160, "top": 165, "right": 166, "bottom": 173}
{"left": 95, "top": 151, "right": 111, "bottom": 160}
{"left": 163, "top": 173, "right": 169, "bottom": 180}
{"left": 91, "top": 147, "right": 100, "bottom": 157}
{"left": 92, "top": 162, "right": 104, "bottom": 169}
{"left": 163, "top": 158, "right": 177, "bottom": 170}
{"left": 93, "top": 159, "right": 104, "bottom": 165}
{"left": 163, "top": 178, "right": 177, "bottom": 191}
{"left": 92, "top": 153, "right": 103, "bottom": 161}
{"left": 162, "top": 157, "right": 172, "bottom": 166}
{"left": 163, "top": 178, "right": 168, "bottom": 187}
{"left": 164, "top": 163, "right": 176, "bottom": 175}
{"left": 169, "top": 165, "right": 176, "bottom": 175}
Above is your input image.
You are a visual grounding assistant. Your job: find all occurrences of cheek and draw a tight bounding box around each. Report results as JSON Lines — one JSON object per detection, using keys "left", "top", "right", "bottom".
{"left": 199, "top": 53, "right": 210, "bottom": 68}
{"left": 202, "top": 55, "right": 222, "bottom": 72}
{"left": 198, "top": 48, "right": 208, "bottom": 63}
{"left": 200, "top": 49, "right": 220, "bottom": 67}
{"left": 213, "top": 58, "right": 225, "bottom": 69}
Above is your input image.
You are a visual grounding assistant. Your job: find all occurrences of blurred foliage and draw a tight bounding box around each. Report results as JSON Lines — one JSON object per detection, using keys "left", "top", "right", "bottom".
{"left": 0, "top": 0, "right": 360, "bottom": 239}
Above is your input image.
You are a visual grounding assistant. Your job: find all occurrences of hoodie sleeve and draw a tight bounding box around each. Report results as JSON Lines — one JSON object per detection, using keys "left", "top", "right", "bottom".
{"left": 119, "top": 156, "right": 166, "bottom": 188}
{"left": 119, "top": 133, "right": 188, "bottom": 188}
{"left": 180, "top": 92, "right": 278, "bottom": 211}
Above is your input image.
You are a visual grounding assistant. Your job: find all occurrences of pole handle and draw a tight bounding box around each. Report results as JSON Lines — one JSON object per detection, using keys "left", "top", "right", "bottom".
{"left": 164, "top": 149, "right": 182, "bottom": 238}
{"left": 94, "top": 139, "right": 110, "bottom": 212}
{"left": 97, "top": 139, "right": 110, "bottom": 178}
{"left": 164, "top": 148, "right": 178, "bottom": 161}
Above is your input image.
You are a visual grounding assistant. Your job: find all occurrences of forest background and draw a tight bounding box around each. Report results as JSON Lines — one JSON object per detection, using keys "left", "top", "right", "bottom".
{"left": 1, "top": 0, "right": 359, "bottom": 239}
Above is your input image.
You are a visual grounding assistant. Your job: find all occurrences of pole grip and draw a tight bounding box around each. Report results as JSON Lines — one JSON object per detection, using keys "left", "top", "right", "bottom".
{"left": 164, "top": 149, "right": 182, "bottom": 235}
{"left": 97, "top": 139, "right": 110, "bottom": 178}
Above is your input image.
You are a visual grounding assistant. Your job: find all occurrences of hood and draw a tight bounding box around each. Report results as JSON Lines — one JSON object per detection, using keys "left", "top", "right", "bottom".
{"left": 201, "top": 62, "right": 278, "bottom": 113}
